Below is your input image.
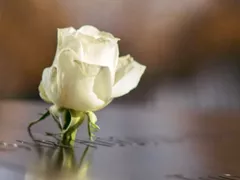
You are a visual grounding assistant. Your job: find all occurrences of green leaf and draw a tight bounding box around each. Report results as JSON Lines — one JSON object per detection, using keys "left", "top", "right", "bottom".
{"left": 67, "top": 110, "right": 86, "bottom": 133}
{"left": 86, "top": 111, "right": 100, "bottom": 141}
{"left": 61, "top": 110, "right": 86, "bottom": 145}
{"left": 63, "top": 110, "right": 72, "bottom": 131}
{"left": 86, "top": 111, "right": 97, "bottom": 124}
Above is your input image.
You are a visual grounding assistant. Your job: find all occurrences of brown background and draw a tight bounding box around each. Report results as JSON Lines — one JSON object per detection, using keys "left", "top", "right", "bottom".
{"left": 0, "top": 0, "right": 239, "bottom": 99}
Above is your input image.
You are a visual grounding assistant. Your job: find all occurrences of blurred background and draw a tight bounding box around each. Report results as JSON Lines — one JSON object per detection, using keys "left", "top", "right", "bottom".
{"left": 0, "top": 0, "right": 240, "bottom": 107}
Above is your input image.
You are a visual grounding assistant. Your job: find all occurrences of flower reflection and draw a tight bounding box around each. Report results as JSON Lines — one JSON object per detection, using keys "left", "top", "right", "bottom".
{"left": 25, "top": 146, "right": 91, "bottom": 180}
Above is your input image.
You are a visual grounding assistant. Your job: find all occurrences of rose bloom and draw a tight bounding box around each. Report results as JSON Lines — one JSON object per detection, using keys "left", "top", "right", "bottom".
{"left": 39, "top": 25, "right": 146, "bottom": 112}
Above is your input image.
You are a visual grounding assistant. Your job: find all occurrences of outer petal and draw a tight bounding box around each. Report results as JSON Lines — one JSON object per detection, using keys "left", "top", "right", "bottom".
{"left": 93, "top": 67, "right": 112, "bottom": 102}
{"left": 40, "top": 66, "right": 60, "bottom": 104}
{"left": 57, "top": 27, "right": 76, "bottom": 48}
{"left": 111, "top": 55, "right": 146, "bottom": 98}
{"left": 38, "top": 82, "right": 51, "bottom": 103}
{"left": 78, "top": 25, "right": 119, "bottom": 41}
{"left": 55, "top": 49, "right": 106, "bottom": 111}
{"left": 78, "top": 25, "right": 100, "bottom": 37}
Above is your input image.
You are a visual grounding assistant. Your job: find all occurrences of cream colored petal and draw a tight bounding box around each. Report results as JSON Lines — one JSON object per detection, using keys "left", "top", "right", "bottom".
{"left": 56, "top": 33, "right": 119, "bottom": 75}
{"left": 40, "top": 66, "right": 60, "bottom": 104}
{"left": 78, "top": 34, "right": 119, "bottom": 71}
{"left": 38, "top": 82, "right": 51, "bottom": 103}
{"left": 78, "top": 25, "right": 100, "bottom": 37}
{"left": 78, "top": 25, "right": 119, "bottom": 41}
{"left": 57, "top": 35, "right": 81, "bottom": 56}
{"left": 98, "top": 31, "right": 118, "bottom": 40}
{"left": 111, "top": 55, "right": 146, "bottom": 98}
{"left": 56, "top": 49, "right": 105, "bottom": 111}
{"left": 56, "top": 26, "right": 119, "bottom": 79}
{"left": 93, "top": 67, "right": 112, "bottom": 102}
{"left": 57, "top": 27, "right": 76, "bottom": 47}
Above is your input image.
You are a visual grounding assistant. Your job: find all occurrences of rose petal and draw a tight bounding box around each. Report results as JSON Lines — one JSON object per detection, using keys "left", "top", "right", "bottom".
{"left": 40, "top": 66, "right": 59, "bottom": 104}
{"left": 78, "top": 25, "right": 100, "bottom": 37}
{"left": 111, "top": 55, "right": 146, "bottom": 98}
{"left": 56, "top": 31, "right": 119, "bottom": 74}
{"left": 93, "top": 67, "right": 112, "bottom": 102}
{"left": 57, "top": 27, "right": 76, "bottom": 47}
{"left": 55, "top": 49, "right": 105, "bottom": 111}
{"left": 38, "top": 82, "right": 51, "bottom": 103}
{"left": 78, "top": 34, "right": 119, "bottom": 71}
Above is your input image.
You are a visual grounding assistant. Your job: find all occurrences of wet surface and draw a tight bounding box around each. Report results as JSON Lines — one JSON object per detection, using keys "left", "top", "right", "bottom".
{"left": 1, "top": 100, "right": 240, "bottom": 180}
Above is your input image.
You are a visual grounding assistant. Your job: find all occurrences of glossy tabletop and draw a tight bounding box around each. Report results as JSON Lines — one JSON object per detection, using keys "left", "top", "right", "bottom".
{"left": 0, "top": 93, "right": 240, "bottom": 180}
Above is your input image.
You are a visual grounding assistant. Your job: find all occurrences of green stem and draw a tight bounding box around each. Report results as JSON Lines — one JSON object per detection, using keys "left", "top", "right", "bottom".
{"left": 61, "top": 112, "right": 85, "bottom": 146}
{"left": 62, "top": 128, "right": 78, "bottom": 146}
{"left": 87, "top": 121, "right": 93, "bottom": 141}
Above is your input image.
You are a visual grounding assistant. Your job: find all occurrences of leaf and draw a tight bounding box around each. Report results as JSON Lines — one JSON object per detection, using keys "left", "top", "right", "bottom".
{"left": 86, "top": 111, "right": 100, "bottom": 141}
{"left": 86, "top": 111, "right": 97, "bottom": 124}
{"left": 62, "top": 111, "right": 85, "bottom": 145}
{"left": 63, "top": 110, "right": 72, "bottom": 131}
{"left": 67, "top": 110, "right": 85, "bottom": 132}
{"left": 58, "top": 110, "right": 85, "bottom": 134}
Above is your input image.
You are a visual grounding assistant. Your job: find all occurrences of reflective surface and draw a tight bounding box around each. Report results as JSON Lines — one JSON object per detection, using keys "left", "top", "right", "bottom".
{"left": 1, "top": 98, "right": 240, "bottom": 180}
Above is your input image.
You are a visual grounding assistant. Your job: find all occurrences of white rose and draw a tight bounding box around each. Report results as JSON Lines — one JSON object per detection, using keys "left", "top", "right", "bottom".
{"left": 39, "top": 25, "right": 146, "bottom": 112}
